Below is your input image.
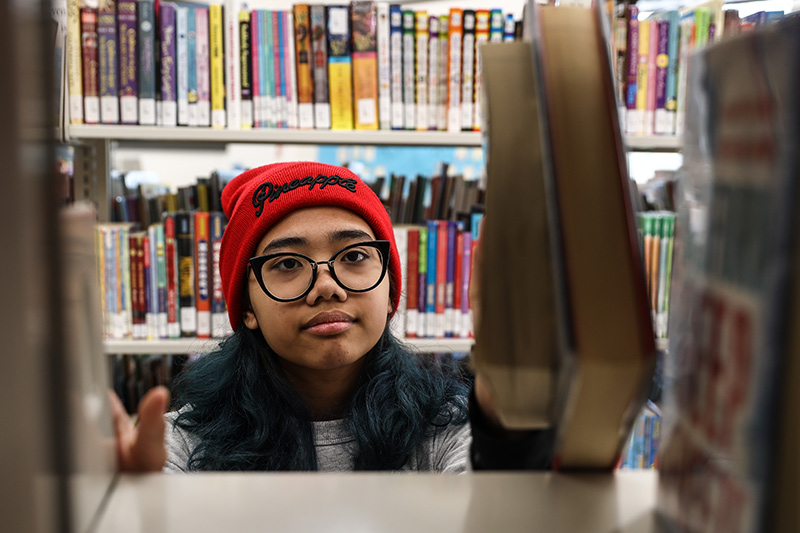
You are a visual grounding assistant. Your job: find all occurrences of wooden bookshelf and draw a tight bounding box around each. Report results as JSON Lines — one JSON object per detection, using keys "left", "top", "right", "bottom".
{"left": 103, "top": 337, "right": 475, "bottom": 354}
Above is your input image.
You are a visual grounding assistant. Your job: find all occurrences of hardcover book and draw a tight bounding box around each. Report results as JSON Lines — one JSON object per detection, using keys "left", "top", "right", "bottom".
{"left": 310, "top": 5, "right": 331, "bottom": 129}
{"left": 117, "top": 0, "right": 137, "bottom": 124}
{"left": 97, "top": 0, "right": 119, "bottom": 124}
{"left": 327, "top": 5, "right": 354, "bottom": 130}
{"left": 158, "top": 2, "right": 178, "bottom": 127}
{"left": 80, "top": 5, "right": 100, "bottom": 124}
{"left": 389, "top": 5, "right": 403, "bottom": 129}
{"left": 293, "top": 4, "right": 315, "bottom": 129}
{"left": 351, "top": 1, "right": 379, "bottom": 130}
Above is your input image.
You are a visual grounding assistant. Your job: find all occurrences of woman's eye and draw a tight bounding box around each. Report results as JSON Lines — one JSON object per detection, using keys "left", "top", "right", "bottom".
{"left": 273, "top": 258, "right": 303, "bottom": 271}
{"left": 342, "top": 250, "right": 368, "bottom": 263}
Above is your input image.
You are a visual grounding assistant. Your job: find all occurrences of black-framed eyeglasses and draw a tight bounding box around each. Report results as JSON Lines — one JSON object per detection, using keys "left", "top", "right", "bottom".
{"left": 249, "top": 240, "right": 391, "bottom": 302}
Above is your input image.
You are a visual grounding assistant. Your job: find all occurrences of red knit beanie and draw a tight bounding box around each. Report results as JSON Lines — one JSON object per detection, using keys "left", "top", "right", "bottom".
{"left": 220, "top": 161, "right": 401, "bottom": 331}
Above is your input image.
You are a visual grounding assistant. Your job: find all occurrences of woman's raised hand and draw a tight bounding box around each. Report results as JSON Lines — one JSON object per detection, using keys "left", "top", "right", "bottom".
{"left": 109, "top": 386, "right": 169, "bottom": 472}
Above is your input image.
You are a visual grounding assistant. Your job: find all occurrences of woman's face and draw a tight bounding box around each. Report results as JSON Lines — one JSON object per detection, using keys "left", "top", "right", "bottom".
{"left": 243, "top": 207, "right": 393, "bottom": 374}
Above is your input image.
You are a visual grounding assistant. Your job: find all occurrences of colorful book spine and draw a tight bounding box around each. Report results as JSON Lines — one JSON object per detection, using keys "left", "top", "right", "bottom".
{"left": 377, "top": 2, "right": 391, "bottom": 130}
{"left": 352, "top": 1, "right": 379, "bottom": 130}
{"left": 155, "top": 223, "right": 168, "bottom": 338}
{"left": 489, "top": 9, "right": 503, "bottom": 42}
{"left": 164, "top": 213, "right": 180, "bottom": 338}
{"left": 209, "top": 4, "right": 226, "bottom": 128}
{"left": 675, "top": 14, "right": 693, "bottom": 136}
{"left": 117, "top": 0, "right": 138, "bottom": 124}
{"left": 210, "top": 212, "right": 230, "bottom": 337}
{"left": 97, "top": 1, "right": 119, "bottom": 124}
{"left": 624, "top": 6, "right": 639, "bottom": 135}
{"left": 453, "top": 226, "right": 463, "bottom": 337}
{"left": 159, "top": 3, "right": 177, "bottom": 127}
{"left": 654, "top": 19, "right": 670, "bottom": 135}
{"left": 263, "top": 10, "right": 274, "bottom": 128}
{"left": 664, "top": 10, "right": 679, "bottom": 135}
{"left": 473, "top": 9, "right": 490, "bottom": 132}
{"left": 195, "top": 212, "right": 211, "bottom": 338}
{"left": 635, "top": 18, "right": 649, "bottom": 136}
{"left": 67, "top": 0, "right": 84, "bottom": 124}
{"left": 250, "top": 9, "right": 261, "bottom": 127}
{"left": 310, "top": 5, "right": 330, "bottom": 129}
{"left": 445, "top": 220, "right": 457, "bottom": 337}
{"left": 176, "top": 5, "right": 189, "bottom": 126}
{"left": 389, "top": 5, "right": 403, "bottom": 129}
{"left": 437, "top": 14, "right": 448, "bottom": 131}
{"left": 176, "top": 212, "right": 196, "bottom": 337}
{"left": 414, "top": 11, "right": 428, "bottom": 131}
{"left": 427, "top": 16, "right": 439, "bottom": 131}
{"left": 142, "top": 232, "right": 155, "bottom": 339}
{"left": 187, "top": 5, "right": 199, "bottom": 126}
{"left": 447, "top": 9, "right": 462, "bottom": 132}
{"left": 434, "top": 220, "right": 447, "bottom": 338}
{"left": 425, "top": 219, "right": 438, "bottom": 337}
{"left": 225, "top": 0, "right": 243, "bottom": 129}
{"left": 80, "top": 6, "right": 100, "bottom": 124}
{"left": 503, "top": 14, "right": 515, "bottom": 42}
{"left": 460, "top": 10, "right": 475, "bottom": 131}
{"left": 284, "top": 11, "right": 299, "bottom": 129}
{"left": 391, "top": 227, "right": 408, "bottom": 338}
{"left": 196, "top": 6, "right": 211, "bottom": 127}
{"left": 645, "top": 18, "right": 658, "bottom": 135}
{"left": 240, "top": 7, "right": 254, "bottom": 128}
{"left": 275, "top": 11, "right": 286, "bottom": 127}
{"left": 406, "top": 227, "right": 420, "bottom": 338}
{"left": 460, "top": 227, "right": 472, "bottom": 338}
{"left": 269, "top": 11, "right": 279, "bottom": 127}
{"left": 294, "top": 4, "right": 314, "bottom": 129}
{"left": 417, "top": 226, "right": 428, "bottom": 338}
{"left": 401, "top": 9, "right": 415, "bottom": 130}
{"left": 327, "top": 5, "right": 353, "bottom": 130}
{"left": 129, "top": 233, "right": 143, "bottom": 339}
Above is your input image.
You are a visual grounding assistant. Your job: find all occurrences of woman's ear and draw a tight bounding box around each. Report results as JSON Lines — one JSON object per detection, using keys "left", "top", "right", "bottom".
{"left": 243, "top": 307, "right": 259, "bottom": 330}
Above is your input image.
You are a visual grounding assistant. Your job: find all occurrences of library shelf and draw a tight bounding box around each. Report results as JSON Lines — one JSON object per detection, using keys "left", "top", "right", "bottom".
{"left": 103, "top": 337, "right": 475, "bottom": 354}
{"left": 67, "top": 124, "right": 683, "bottom": 151}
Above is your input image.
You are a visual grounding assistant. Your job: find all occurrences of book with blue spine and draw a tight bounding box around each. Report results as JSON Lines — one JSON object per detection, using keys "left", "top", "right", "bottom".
{"left": 263, "top": 10, "right": 274, "bottom": 128}
{"left": 185, "top": 4, "right": 198, "bottom": 126}
{"left": 425, "top": 219, "right": 438, "bottom": 338}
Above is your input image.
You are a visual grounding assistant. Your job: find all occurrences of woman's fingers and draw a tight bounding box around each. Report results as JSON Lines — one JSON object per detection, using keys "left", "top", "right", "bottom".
{"left": 108, "top": 386, "right": 169, "bottom": 472}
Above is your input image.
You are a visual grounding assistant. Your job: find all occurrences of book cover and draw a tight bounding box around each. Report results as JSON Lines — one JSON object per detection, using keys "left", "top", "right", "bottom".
{"left": 635, "top": 18, "right": 649, "bottom": 136}
{"left": 447, "top": 8, "right": 462, "bottom": 132}
{"left": 327, "top": 5, "right": 354, "bottom": 130}
{"left": 401, "top": 9, "right": 415, "bottom": 130}
{"left": 210, "top": 212, "right": 230, "bottom": 337}
{"left": 427, "top": 16, "right": 439, "bottom": 131}
{"left": 406, "top": 227, "right": 420, "bottom": 338}
{"left": 437, "top": 14, "right": 448, "bottom": 131}
{"left": 163, "top": 213, "right": 180, "bottom": 338}
{"left": 240, "top": 7, "right": 254, "bottom": 128}
{"left": 284, "top": 11, "right": 299, "bottom": 129}
{"left": 176, "top": 211, "right": 196, "bottom": 337}
{"left": 194, "top": 211, "right": 211, "bottom": 338}
{"left": 293, "top": 4, "right": 314, "bottom": 129}
{"left": 186, "top": 4, "right": 198, "bottom": 126}
{"left": 352, "top": 1, "right": 379, "bottom": 130}
{"left": 417, "top": 226, "right": 428, "bottom": 338}
{"left": 425, "top": 219, "right": 437, "bottom": 338}
{"left": 97, "top": 0, "right": 119, "bottom": 124}
{"left": 414, "top": 11, "right": 428, "bottom": 131}
{"left": 158, "top": 2, "right": 177, "bottom": 127}
{"left": 67, "top": 0, "right": 83, "bottom": 124}
{"left": 209, "top": 4, "right": 226, "bottom": 128}
{"left": 489, "top": 9, "right": 503, "bottom": 42}
{"left": 460, "top": 10, "right": 475, "bottom": 131}
{"left": 225, "top": 0, "right": 242, "bottom": 129}
{"left": 154, "top": 223, "right": 167, "bottom": 339}
{"left": 376, "top": 2, "right": 391, "bottom": 130}
{"left": 473, "top": 9, "right": 490, "bottom": 132}
{"left": 250, "top": 9, "right": 261, "bottom": 127}
{"left": 196, "top": 6, "right": 211, "bottom": 127}
{"left": 310, "top": 5, "right": 331, "bottom": 129}
{"left": 80, "top": 5, "right": 100, "bottom": 124}
{"left": 176, "top": 5, "right": 189, "bottom": 126}
{"left": 389, "top": 5, "right": 403, "bottom": 129}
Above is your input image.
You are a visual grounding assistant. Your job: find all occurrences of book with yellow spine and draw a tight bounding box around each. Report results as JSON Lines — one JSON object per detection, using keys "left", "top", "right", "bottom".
{"left": 327, "top": 5, "right": 353, "bottom": 130}
{"left": 209, "top": 4, "right": 226, "bottom": 128}
{"left": 352, "top": 1, "right": 379, "bottom": 130}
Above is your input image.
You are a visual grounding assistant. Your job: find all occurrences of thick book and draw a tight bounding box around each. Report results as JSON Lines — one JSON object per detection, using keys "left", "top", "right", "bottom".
{"left": 657, "top": 17, "right": 800, "bottom": 532}
{"left": 293, "top": 4, "right": 314, "bottom": 129}
{"left": 97, "top": 0, "right": 119, "bottom": 124}
{"left": 327, "top": 5, "right": 354, "bottom": 130}
{"left": 80, "top": 5, "right": 100, "bottom": 124}
{"left": 117, "top": 0, "right": 138, "bottom": 125}
{"left": 136, "top": 0, "right": 156, "bottom": 125}
{"left": 176, "top": 211, "right": 197, "bottom": 337}
{"left": 158, "top": 2, "right": 177, "bottom": 127}
{"left": 310, "top": 5, "right": 331, "bottom": 129}
{"left": 239, "top": 7, "right": 253, "bottom": 128}
{"left": 209, "top": 4, "right": 226, "bottom": 128}
{"left": 352, "top": 1, "right": 379, "bottom": 130}
{"left": 389, "top": 5, "right": 403, "bottom": 129}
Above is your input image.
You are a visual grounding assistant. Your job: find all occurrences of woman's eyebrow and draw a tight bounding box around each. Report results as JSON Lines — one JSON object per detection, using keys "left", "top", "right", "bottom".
{"left": 259, "top": 236, "right": 308, "bottom": 255}
{"left": 330, "top": 229, "right": 373, "bottom": 242}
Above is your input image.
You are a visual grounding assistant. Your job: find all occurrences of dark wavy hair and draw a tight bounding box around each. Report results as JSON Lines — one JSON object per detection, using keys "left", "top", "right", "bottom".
{"left": 171, "top": 325, "right": 470, "bottom": 471}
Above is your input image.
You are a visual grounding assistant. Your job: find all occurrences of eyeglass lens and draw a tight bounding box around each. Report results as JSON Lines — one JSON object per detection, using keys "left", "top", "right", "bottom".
{"left": 257, "top": 244, "right": 385, "bottom": 300}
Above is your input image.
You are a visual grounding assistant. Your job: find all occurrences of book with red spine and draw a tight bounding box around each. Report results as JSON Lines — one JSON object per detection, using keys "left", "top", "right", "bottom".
{"left": 435, "top": 220, "right": 448, "bottom": 338}
{"left": 194, "top": 211, "right": 211, "bottom": 338}
{"left": 445, "top": 220, "right": 457, "bottom": 337}
{"left": 163, "top": 213, "right": 180, "bottom": 339}
{"left": 405, "top": 227, "right": 420, "bottom": 338}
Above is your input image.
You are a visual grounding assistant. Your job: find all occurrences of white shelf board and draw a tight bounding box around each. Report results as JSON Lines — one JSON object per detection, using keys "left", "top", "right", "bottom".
{"left": 67, "top": 125, "right": 484, "bottom": 147}
{"left": 67, "top": 124, "right": 682, "bottom": 151}
{"left": 656, "top": 338, "right": 669, "bottom": 352}
{"left": 103, "top": 337, "right": 474, "bottom": 354}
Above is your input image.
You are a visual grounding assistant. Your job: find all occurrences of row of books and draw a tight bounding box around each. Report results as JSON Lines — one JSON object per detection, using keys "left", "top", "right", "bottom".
{"left": 391, "top": 216, "right": 482, "bottom": 341}
{"left": 96, "top": 212, "right": 232, "bottom": 340}
{"left": 611, "top": 4, "right": 787, "bottom": 137}
{"left": 639, "top": 211, "right": 675, "bottom": 340}
{"left": 111, "top": 353, "right": 190, "bottom": 414}
{"left": 66, "top": 0, "right": 521, "bottom": 132}
{"left": 619, "top": 401, "right": 661, "bottom": 470}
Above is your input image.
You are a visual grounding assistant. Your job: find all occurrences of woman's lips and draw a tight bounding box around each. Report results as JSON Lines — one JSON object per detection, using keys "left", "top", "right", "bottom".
{"left": 302, "top": 311, "right": 355, "bottom": 336}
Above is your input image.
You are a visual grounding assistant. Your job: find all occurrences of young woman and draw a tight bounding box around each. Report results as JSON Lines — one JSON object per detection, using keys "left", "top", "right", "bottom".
{"left": 111, "top": 161, "right": 552, "bottom": 472}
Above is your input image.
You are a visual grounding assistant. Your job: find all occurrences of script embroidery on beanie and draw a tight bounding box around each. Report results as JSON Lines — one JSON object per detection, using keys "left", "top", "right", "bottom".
{"left": 252, "top": 174, "right": 358, "bottom": 217}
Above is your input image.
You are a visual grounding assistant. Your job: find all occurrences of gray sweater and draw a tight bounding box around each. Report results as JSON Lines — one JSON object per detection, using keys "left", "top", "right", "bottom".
{"left": 163, "top": 410, "right": 472, "bottom": 473}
